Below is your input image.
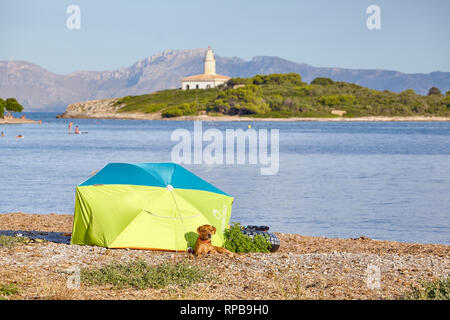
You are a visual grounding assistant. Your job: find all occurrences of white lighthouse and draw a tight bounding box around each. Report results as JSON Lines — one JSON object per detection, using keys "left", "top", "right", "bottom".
{"left": 181, "top": 47, "right": 231, "bottom": 90}
{"left": 203, "top": 47, "right": 216, "bottom": 75}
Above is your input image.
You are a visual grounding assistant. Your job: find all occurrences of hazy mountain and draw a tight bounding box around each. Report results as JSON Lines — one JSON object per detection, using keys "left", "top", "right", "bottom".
{"left": 1, "top": 48, "right": 449, "bottom": 111}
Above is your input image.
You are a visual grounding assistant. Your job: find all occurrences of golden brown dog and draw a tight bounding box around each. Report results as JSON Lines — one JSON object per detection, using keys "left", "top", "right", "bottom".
{"left": 194, "top": 224, "right": 233, "bottom": 257}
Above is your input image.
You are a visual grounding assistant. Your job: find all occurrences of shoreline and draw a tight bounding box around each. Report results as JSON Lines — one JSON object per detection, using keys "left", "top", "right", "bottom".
{"left": 1, "top": 212, "right": 448, "bottom": 300}
{"left": 57, "top": 97, "right": 450, "bottom": 122}
{"left": 0, "top": 118, "right": 41, "bottom": 125}
{"left": 56, "top": 113, "right": 450, "bottom": 122}
{"left": 0, "top": 212, "right": 448, "bottom": 247}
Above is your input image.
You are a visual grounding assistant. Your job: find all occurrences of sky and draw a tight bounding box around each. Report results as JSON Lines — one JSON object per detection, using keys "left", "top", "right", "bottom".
{"left": 1, "top": 0, "right": 449, "bottom": 75}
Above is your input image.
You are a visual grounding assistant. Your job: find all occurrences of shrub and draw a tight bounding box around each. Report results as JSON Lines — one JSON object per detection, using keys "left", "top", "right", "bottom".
{"left": 206, "top": 99, "right": 230, "bottom": 114}
{"left": 208, "top": 85, "right": 269, "bottom": 115}
{"left": 251, "top": 74, "right": 265, "bottom": 85}
{"left": 81, "top": 260, "right": 211, "bottom": 290}
{"left": 405, "top": 276, "right": 450, "bottom": 300}
{"left": 311, "top": 77, "right": 335, "bottom": 86}
{"left": 318, "top": 94, "right": 356, "bottom": 106}
{"left": 401, "top": 89, "right": 416, "bottom": 95}
{"left": 266, "top": 94, "right": 284, "bottom": 111}
{"left": 259, "top": 73, "right": 303, "bottom": 86}
{"left": 228, "top": 102, "right": 268, "bottom": 115}
{"left": 223, "top": 222, "right": 271, "bottom": 253}
{"left": 0, "top": 283, "right": 19, "bottom": 300}
{"left": 297, "top": 85, "right": 314, "bottom": 97}
{"left": 227, "top": 77, "right": 253, "bottom": 87}
{"left": 0, "top": 235, "right": 28, "bottom": 248}
{"left": 161, "top": 103, "right": 196, "bottom": 118}
{"left": 143, "top": 103, "right": 167, "bottom": 113}
{"left": 229, "top": 73, "right": 303, "bottom": 86}
{"left": 161, "top": 107, "right": 184, "bottom": 118}
{"left": 0, "top": 98, "right": 5, "bottom": 118}
{"left": 427, "top": 87, "right": 442, "bottom": 96}
{"left": 444, "top": 96, "right": 450, "bottom": 109}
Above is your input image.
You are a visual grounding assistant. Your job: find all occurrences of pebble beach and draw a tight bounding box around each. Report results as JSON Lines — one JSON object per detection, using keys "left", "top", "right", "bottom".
{"left": 0, "top": 212, "right": 448, "bottom": 300}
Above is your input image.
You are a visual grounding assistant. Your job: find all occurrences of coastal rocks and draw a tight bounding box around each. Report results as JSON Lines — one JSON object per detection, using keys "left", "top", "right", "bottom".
{"left": 331, "top": 109, "right": 347, "bottom": 116}
{"left": 56, "top": 98, "right": 121, "bottom": 119}
{"left": 351, "top": 236, "right": 371, "bottom": 241}
{"left": 56, "top": 97, "right": 163, "bottom": 120}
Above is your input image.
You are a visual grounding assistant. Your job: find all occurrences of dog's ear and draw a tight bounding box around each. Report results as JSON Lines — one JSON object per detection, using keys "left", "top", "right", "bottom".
{"left": 212, "top": 226, "right": 216, "bottom": 234}
{"left": 197, "top": 226, "right": 202, "bottom": 234}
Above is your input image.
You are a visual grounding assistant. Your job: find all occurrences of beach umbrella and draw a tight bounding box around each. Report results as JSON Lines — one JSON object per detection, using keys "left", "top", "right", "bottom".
{"left": 71, "top": 163, "right": 233, "bottom": 251}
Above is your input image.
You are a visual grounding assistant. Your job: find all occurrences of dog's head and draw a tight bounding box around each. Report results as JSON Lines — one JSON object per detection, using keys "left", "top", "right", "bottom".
{"left": 196, "top": 224, "right": 216, "bottom": 241}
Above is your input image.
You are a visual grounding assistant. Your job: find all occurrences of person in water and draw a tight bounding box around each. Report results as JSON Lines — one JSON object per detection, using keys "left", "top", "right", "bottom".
{"left": 74, "top": 126, "right": 80, "bottom": 134}
{"left": 1, "top": 132, "right": 4, "bottom": 137}
{"left": 16, "top": 134, "right": 24, "bottom": 139}
{"left": 68, "top": 122, "right": 73, "bottom": 134}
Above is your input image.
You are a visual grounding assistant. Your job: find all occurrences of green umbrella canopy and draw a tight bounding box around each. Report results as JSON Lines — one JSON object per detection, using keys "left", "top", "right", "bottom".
{"left": 71, "top": 163, "right": 233, "bottom": 251}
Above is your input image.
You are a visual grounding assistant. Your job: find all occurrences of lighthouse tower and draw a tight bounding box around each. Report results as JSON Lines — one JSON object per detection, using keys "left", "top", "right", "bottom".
{"left": 203, "top": 46, "right": 216, "bottom": 75}
{"left": 181, "top": 47, "right": 230, "bottom": 90}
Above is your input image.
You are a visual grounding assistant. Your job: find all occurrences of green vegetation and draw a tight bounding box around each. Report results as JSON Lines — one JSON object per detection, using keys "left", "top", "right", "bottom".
{"left": 0, "top": 97, "right": 24, "bottom": 118}
{"left": 0, "top": 98, "right": 5, "bottom": 118}
{"left": 207, "top": 84, "right": 270, "bottom": 115}
{"left": 223, "top": 222, "right": 271, "bottom": 253}
{"left": 81, "top": 260, "right": 212, "bottom": 290}
{"left": 311, "top": 77, "right": 335, "bottom": 86}
{"left": 114, "top": 73, "right": 450, "bottom": 118}
{"left": 0, "top": 235, "right": 28, "bottom": 248}
{"left": 405, "top": 276, "right": 450, "bottom": 300}
{"left": 115, "top": 88, "right": 218, "bottom": 117}
{"left": 428, "top": 87, "right": 442, "bottom": 96}
{"left": 0, "top": 283, "right": 19, "bottom": 300}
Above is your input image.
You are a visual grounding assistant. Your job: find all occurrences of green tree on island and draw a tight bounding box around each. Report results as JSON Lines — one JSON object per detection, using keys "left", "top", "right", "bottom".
{"left": 427, "top": 87, "right": 442, "bottom": 96}
{"left": 3, "top": 98, "right": 24, "bottom": 117}
{"left": 0, "top": 97, "right": 24, "bottom": 118}
{"left": 0, "top": 98, "right": 5, "bottom": 118}
{"left": 311, "top": 77, "right": 335, "bottom": 86}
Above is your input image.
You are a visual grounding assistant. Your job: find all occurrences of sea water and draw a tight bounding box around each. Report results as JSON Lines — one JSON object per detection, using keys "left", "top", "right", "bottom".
{"left": 0, "top": 113, "right": 449, "bottom": 244}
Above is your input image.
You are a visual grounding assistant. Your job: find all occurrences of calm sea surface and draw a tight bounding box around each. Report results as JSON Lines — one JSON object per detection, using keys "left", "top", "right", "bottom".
{"left": 1, "top": 112, "right": 449, "bottom": 244}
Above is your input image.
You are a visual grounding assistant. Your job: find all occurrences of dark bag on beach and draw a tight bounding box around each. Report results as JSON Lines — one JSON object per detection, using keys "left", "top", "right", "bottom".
{"left": 241, "top": 225, "right": 280, "bottom": 252}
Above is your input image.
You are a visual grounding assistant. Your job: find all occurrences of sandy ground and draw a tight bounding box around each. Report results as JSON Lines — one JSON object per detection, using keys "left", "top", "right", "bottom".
{"left": 0, "top": 118, "right": 40, "bottom": 124}
{"left": 0, "top": 212, "right": 448, "bottom": 300}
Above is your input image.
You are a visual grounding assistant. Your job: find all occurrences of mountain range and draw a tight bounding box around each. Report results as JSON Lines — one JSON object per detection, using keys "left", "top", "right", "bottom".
{"left": 1, "top": 48, "right": 449, "bottom": 111}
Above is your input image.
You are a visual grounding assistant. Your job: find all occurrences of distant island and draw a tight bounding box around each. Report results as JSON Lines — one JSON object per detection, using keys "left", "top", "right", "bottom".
{"left": 57, "top": 73, "right": 450, "bottom": 121}
{"left": 2, "top": 49, "right": 450, "bottom": 112}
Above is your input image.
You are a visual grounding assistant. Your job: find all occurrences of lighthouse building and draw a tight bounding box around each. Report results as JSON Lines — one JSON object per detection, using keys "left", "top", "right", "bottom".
{"left": 181, "top": 47, "right": 231, "bottom": 90}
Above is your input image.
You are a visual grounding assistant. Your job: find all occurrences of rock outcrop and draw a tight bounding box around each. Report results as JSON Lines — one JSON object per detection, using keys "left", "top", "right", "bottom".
{"left": 57, "top": 98, "right": 162, "bottom": 120}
